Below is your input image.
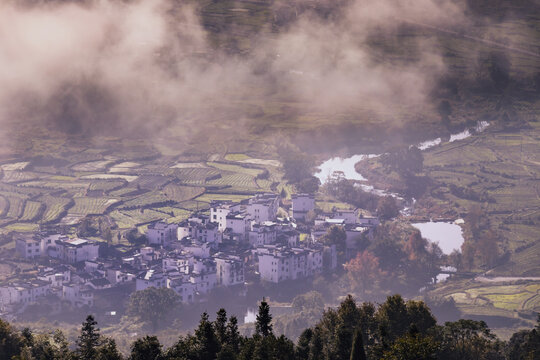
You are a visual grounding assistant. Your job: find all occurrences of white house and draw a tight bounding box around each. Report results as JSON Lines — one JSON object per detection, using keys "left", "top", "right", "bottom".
{"left": 248, "top": 223, "right": 277, "bottom": 247}
{"left": 257, "top": 245, "right": 324, "bottom": 283}
{"left": 0, "top": 280, "right": 51, "bottom": 305}
{"left": 291, "top": 194, "right": 315, "bottom": 220}
{"left": 245, "top": 193, "right": 279, "bottom": 223}
{"left": 357, "top": 216, "right": 380, "bottom": 227}
{"left": 53, "top": 238, "right": 100, "bottom": 264}
{"left": 167, "top": 276, "right": 195, "bottom": 303}
{"left": 210, "top": 201, "right": 241, "bottom": 231}
{"left": 215, "top": 253, "right": 245, "bottom": 286}
{"left": 225, "top": 212, "right": 250, "bottom": 238}
{"left": 15, "top": 237, "right": 41, "bottom": 259}
{"left": 330, "top": 209, "right": 359, "bottom": 224}
{"left": 147, "top": 221, "right": 178, "bottom": 247}
{"left": 62, "top": 284, "right": 94, "bottom": 307}
{"left": 135, "top": 269, "right": 167, "bottom": 291}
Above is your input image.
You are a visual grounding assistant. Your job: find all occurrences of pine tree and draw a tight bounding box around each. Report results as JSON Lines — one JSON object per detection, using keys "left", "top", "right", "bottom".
{"left": 96, "top": 338, "right": 122, "bottom": 360}
{"left": 76, "top": 315, "right": 101, "bottom": 360}
{"left": 195, "top": 312, "right": 219, "bottom": 360}
{"left": 227, "top": 316, "right": 241, "bottom": 353}
{"left": 255, "top": 298, "right": 273, "bottom": 337}
{"left": 215, "top": 308, "right": 228, "bottom": 347}
{"left": 350, "top": 329, "right": 367, "bottom": 360}
{"left": 296, "top": 328, "right": 313, "bottom": 360}
{"left": 129, "top": 336, "right": 162, "bottom": 360}
{"left": 0, "top": 318, "right": 23, "bottom": 360}
{"left": 308, "top": 328, "right": 323, "bottom": 360}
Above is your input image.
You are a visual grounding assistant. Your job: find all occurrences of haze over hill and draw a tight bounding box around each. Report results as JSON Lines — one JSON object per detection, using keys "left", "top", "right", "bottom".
{"left": 1, "top": 0, "right": 538, "bottom": 155}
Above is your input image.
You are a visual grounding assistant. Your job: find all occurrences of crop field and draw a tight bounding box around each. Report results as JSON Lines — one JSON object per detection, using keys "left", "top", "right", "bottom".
{"left": 81, "top": 174, "right": 139, "bottom": 182}
{"left": 167, "top": 168, "right": 221, "bottom": 185}
{"left": 4, "top": 195, "right": 26, "bottom": 219}
{"left": 40, "top": 196, "right": 72, "bottom": 223}
{"left": 88, "top": 180, "right": 126, "bottom": 192}
{"left": 1, "top": 171, "right": 42, "bottom": 183}
{"left": 132, "top": 175, "right": 172, "bottom": 189}
{"left": 19, "top": 201, "right": 44, "bottom": 222}
{"left": 207, "top": 172, "right": 259, "bottom": 190}
{"left": 207, "top": 162, "right": 264, "bottom": 177}
{"left": 436, "top": 281, "right": 540, "bottom": 314}
{"left": 71, "top": 160, "right": 114, "bottom": 172}
{"left": 194, "top": 193, "right": 252, "bottom": 204}
{"left": 69, "top": 197, "right": 119, "bottom": 216}
{"left": 109, "top": 162, "right": 140, "bottom": 173}
{"left": 0, "top": 162, "right": 29, "bottom": 171}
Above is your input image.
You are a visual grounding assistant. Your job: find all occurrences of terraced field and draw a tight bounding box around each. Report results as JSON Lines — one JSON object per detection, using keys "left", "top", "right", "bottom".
{"left": 19, "top": 201, "right": 45, "bottom": 222}
{"left": 40, "top": 196, "right": 72, "bottom": 223}
{"left": 69, "top": 197, "right": 119, "bottom": 216}
{"left": 433, "top": 280, "right": 540, "bottom": 317}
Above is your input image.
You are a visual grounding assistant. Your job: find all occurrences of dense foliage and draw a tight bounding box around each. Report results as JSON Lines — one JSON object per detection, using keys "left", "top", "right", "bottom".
{"left": 1, "top": 295, "right": 539, "bottom": 359}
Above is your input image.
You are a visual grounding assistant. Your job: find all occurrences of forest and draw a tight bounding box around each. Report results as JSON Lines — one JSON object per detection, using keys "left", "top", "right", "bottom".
{"left": 1, "top": 294, "right": 538, "bottom": 360}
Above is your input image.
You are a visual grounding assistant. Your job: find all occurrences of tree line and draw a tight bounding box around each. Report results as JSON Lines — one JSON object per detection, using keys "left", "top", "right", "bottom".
{"left": 1, "top": 294, "right": 539, "bottom": 360}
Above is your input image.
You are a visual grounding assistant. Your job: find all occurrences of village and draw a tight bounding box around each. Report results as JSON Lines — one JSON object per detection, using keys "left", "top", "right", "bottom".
{"left": 0, "top": 192, "right": 379, "bottom": 319}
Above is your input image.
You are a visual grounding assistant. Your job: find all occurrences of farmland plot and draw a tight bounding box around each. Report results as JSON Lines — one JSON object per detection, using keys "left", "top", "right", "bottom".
{"left": 71, "top": 160, "right": 114, "bottom": 172}
{"left": 40, "top": 196, "right": 72, "bottom": 223}
{"left": 168, "top": 168, "right": 220, "bottom": 185}
{"left": 69, "top": 197, "right": 119, "bottom": 216}
{"left": 19, "top": 201, "right": 45, "bottom": 222}
{"left": 1, "top": 171, "right": 41, "bottom": 183}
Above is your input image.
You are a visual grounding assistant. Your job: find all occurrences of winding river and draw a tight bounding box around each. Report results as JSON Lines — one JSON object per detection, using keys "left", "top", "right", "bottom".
{"left": 315, "top": 121, "right": 489, "bottom": 258}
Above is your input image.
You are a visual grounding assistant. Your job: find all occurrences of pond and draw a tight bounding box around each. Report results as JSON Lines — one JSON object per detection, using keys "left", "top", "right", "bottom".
{"left": 411, "top": 222, "right": 465, "bottom": 255}
{"left": 315, "top": 154, "right": 376, "bottom": 183}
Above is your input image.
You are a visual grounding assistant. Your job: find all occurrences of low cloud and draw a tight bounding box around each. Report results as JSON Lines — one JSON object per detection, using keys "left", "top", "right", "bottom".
{"left": 0, "top": 0, "right": 523, "bottom": 152}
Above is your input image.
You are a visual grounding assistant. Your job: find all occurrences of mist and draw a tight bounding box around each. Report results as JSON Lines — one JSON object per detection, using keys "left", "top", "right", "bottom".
{"left": 0, "top": 0, "right": 526, "bottom": 151}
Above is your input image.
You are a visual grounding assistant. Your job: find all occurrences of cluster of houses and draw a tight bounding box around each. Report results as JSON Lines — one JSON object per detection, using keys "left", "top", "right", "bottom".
{"left": 1, "top": 193, "right": 379, "bottom": 316}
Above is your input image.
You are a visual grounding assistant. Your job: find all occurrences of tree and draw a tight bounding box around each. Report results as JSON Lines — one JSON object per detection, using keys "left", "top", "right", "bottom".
{"left": 404, "top": 230, "right": 427, "bottom": 261}
{"left": 214, "top": 308, "right": 228, "bottom": 347}
{"left": 256, "top": 298, "right": 273, "bottom": 337}
{"left": 129, "top": 336, "right": 162, "bottom": 360}
{"left": 127, "top": 287, "right": 180, "bottom": 331}
{"left": 292, "top": 291, "right": 325, "bottom": 312}
{"left": 76, "top": 315, "right": 101, "bottom": 360}
{"left": 322, "top": 225, "right": 347, "bottom": 261}
{"left": 0, "top": 319, "right": 22, "bottom": 360}
{"left": 296, "top": 328, "right": 313, "bottom": 360}
{"left": 96, "top": 338, "right": 122, "bottom": 360}
{"left": 226, "top": 316, "right": 241, "bottom": 353}
{"left": 280, "top": 149, "right": 316, "bottom": 184}
{"left": 382, "top": 333, "right": 439, "bottom": 360}
{"left": 439, "top": 319, "right": 497, "bottom": 360}
{"left": 476, "top": 230, "right": 500, "bottom": 268}
{"left": 194, "top": 312, "right": 219, "bottom": 360}
{"left": 344, "top": 250, "right": 384, "bottom": 296}
{"left": 296, "top": 176, "right": 320, "bottom": 194}
{"left": 377, "top": 196, "right": 399, "bottom": 220}
{"left": 350, "top": 329, "right": 367, "bottom": 360}
{"left": 405, "top": 301, "right": 437, "bottom": 334}
{"left": 376, "top": 295, "right": 410, "bottom": 342}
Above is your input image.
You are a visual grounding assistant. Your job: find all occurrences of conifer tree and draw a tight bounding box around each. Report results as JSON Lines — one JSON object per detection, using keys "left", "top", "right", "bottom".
{"left": 215, "top": 308, "right": 228, "bottom": 347}
{"left": 227, "top": 316, "right": 241, "bottom": 353}
{"left": 76, "top": 315, "right": 101, "bottom": 360}
{"left": 129, "top": 336, "right": 162, "bottom": 360}
{"left": 195, "top": 312, "right": 219, "bottom": 360}
{"left": 350, "top": 329, "right": 367, "bottom": 360}
{"left": 255, "top": 298, "right": 273, "bottom": 337}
